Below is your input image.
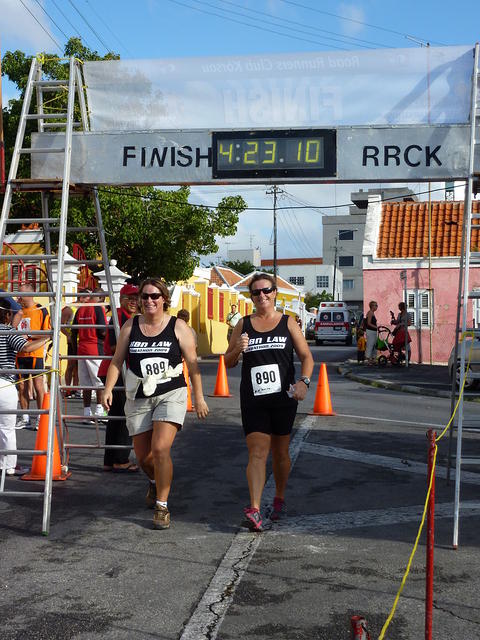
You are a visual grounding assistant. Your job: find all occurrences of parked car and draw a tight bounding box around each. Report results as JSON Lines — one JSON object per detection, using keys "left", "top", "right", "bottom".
{"left": 448, "top": 338, "right": 480, "bottom": 389}
{"left": 314, "top": 302, "right": 353, "bottom": 346}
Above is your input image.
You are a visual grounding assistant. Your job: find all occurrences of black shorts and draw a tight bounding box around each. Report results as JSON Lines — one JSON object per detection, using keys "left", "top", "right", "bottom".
{"left": 17, "top": 357, "right": 44, "bottom": 380}
{"left": 241, "top": 402, "right": 297, "bottom": 437}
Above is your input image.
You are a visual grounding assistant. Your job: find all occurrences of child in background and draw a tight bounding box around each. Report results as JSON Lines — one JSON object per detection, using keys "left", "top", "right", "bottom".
{"left": 356, "top": 328, "right": 366, "bottom": 364}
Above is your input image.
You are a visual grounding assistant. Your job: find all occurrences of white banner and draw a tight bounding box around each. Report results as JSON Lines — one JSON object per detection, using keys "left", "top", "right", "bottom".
{"left": 83, "top": 46, "right": 473, "bottom": 131}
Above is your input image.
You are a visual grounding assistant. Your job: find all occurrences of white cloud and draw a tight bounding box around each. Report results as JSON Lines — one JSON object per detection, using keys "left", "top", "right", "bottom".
{"left": 0, "top": 0, "right": 59, "bottom": 54}
{"left": 339, "top": 3, "right": 366, "bottom": 37}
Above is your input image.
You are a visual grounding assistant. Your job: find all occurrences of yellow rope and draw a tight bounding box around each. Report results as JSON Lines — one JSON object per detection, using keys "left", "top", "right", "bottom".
{"left": 0, "top": 368, "right": 59, "bottom": 391}
{"left": 378, "top": 446, "right": 437, "bottom": 639}
{"left": 378, "top": 335, "right": 474, "bottom": 638}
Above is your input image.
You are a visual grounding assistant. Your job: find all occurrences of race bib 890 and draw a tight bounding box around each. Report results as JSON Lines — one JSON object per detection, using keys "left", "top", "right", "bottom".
{"left": 251, "top": 364, "right": 281, "bottom": 396}
{"left": 140, "top": 357, "right": 170, "bottom": 382}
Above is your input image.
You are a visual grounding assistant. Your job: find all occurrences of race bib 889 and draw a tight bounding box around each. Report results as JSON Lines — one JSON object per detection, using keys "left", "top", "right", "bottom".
{"left": 251, "top": 364, "right": 281, "bottom": 396}
{"left": 140, "top": 357, "right": 170, "bottom": 382}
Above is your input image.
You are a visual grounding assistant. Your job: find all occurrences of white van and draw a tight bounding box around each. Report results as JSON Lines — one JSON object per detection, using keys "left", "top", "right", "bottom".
{"left": 314, "top": 301, "right": 353, "bottom": 346}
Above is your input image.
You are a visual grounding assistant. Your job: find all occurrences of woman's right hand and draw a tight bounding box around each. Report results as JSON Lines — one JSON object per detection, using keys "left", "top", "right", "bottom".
{"left": 238, "top": 332, "right": 249, "bottom": 352}
{"left": 102, "top": 389, "right": 113, "bottom": 411}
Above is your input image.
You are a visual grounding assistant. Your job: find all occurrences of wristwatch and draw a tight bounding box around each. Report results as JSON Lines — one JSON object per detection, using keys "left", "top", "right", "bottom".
{"left": 299, "top": 376, "right": 310, "bottom": 388}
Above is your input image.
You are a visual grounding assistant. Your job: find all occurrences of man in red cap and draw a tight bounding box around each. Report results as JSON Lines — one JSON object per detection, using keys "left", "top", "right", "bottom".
{"left": 98, "top": 283, "right": 139, "bottom": 471}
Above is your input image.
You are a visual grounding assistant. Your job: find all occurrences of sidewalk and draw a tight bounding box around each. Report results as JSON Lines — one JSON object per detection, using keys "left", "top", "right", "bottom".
{"left": 338, "top": 360, "right": 455, "bottom": 399}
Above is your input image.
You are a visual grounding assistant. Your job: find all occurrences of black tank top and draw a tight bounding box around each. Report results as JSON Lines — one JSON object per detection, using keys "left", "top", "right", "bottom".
{"left": 240, "top": 314, "right": 296, "bottom": 407}
{"left": 127, "top": 315, "right": 186, "bottom": 398}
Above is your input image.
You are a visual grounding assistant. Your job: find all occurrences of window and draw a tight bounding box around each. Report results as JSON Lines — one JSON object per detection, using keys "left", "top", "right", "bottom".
{"left": 289, "top": 276, "right": 305, "bottom": 286}
{"left": 338, "top": 229, "right": 354, "bottom": 240}
{"left": 407, "top": 289, "right": 433, "bottom": 328}
{"left": 338, "top": 256, "right": 354, "bottom": 267}
{"left": 344, "top": 279, "right": 355, "bottom": 290}
{"left": 316, "top": 275, "right": 329, "bottom": 289}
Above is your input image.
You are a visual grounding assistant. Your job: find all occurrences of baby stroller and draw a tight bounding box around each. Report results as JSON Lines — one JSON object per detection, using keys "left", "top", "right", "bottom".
{"left": 376, "top": 325, "right": 409, "bottom": 366}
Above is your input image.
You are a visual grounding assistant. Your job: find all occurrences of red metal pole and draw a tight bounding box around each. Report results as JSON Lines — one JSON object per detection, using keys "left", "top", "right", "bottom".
{"left": 425, "top": 429, "right": 437, "bottom": 640}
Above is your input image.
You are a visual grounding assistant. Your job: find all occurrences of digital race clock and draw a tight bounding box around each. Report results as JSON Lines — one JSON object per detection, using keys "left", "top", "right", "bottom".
{"left": 212, "top": 129, "right": 336, "bottom": 179}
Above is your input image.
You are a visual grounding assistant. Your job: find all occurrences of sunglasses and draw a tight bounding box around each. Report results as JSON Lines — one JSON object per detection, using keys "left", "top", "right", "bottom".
{"left": 141, "top": 292, "right": 163, "bottom": 301}
{"left": 251, "top": 286, "right": 276, "bottom": 297}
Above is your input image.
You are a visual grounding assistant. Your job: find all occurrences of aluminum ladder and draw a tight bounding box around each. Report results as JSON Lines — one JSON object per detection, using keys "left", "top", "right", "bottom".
{"left": 449, "top": 43, "right": 480, "bottom": 548}
{"left": 0, "top": 56, "right": 120, "bottom": 534}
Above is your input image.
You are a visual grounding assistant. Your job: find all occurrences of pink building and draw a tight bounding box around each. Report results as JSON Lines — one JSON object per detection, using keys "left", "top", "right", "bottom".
{"left": 362, "top": 196, "right": 480, "bottom": 364}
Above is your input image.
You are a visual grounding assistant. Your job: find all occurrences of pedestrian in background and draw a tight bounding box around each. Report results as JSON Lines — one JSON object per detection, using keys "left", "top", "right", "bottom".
{"left": 98, "top": 283, "right": 139, "bottom": 472}
{"left": 226, "top": 303, "right": 242, "bottom": 342}
{"left": 365, "top": 300, "right": 378, "bottom": 366}
{"left": 71, "top": 289, "right": 107, "bottom": 421}
{"left": 177, "top": 308, "right": 197, "bottom": 347}
{"left": 356, "top": 328, "right": 366, "bottom": 364}
{"left": 0, "top": 300, "right": 49, "bottom": 476}
{"left": 16, "top": 283, "right": 50, "bottom": 429}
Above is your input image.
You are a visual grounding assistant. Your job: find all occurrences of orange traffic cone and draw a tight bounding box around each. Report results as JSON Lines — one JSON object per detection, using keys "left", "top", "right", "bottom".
{"left": 22, "top": 392, "right": 70, "bottom": 481}
{"left": 310, "top": 363, "right": 335, "bottom": 416}
{"left": 209, "top": 355, "right": 232, "bottom": 397}
{"left": 183, "top": 361, "right": 195, "bottom": 412}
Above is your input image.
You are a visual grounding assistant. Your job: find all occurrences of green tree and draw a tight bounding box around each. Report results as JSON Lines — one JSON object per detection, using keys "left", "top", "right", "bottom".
{"left": 304, "top": 290, "right": 333, "bottom": 309}
{"left": 224, "top": 259, "right": 255, "bottom": 275}
{"left": 1, "top": 40, "right": 246, "bottom": 281}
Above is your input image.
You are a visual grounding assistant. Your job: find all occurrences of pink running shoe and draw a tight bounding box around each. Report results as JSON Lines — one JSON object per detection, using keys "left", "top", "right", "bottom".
{"left": 270, "top": 497, "right": 286, "bottom": 521}
{"left": 242, "top": 506, "right": 263, "bottom": 532}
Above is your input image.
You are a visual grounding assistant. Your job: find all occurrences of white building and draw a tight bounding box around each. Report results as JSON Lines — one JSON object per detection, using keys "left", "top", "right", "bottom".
{"left": 322, "top": 187, "right": 417, "bottom": 313}
{"left": 260, "top": 258, "right": 342, "bottom": 300}
{"left": 227, "top": 248, "right": 261, "bottom": 267}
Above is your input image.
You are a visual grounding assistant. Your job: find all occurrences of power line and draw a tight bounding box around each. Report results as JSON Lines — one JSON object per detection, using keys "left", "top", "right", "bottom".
{"left": 278, "top": 213, "right": 308, "bottom": 257}
{"left": 277, "top": 0, "right": 446, "bottom": 47}
{"left": 67, "top": 0, "right": 113, "bottom": 53}
{"left": 18, "top": 0, "right": 63, "bottom": 53}
{"left": 50, "top": 0, "right": 95, "bottom": 51}
{"left": 215, "top": 0, "right": 390, "bottom": 49}
{"left": 83, "top": 0, "right": 134, "bottom": 57}
{"left": 31, "top": 0, "right": 70, "bottom": 42}
{"left": 164, "top": 0, "right": 348, "bottom": 50}
{"left": 70, "top": 183, "right": 464, "bottom": 213}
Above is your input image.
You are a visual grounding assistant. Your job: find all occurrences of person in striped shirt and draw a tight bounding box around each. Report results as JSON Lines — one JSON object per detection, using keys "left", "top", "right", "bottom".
{"left": 0, "top": 300, "right": 49, "bottom": 476}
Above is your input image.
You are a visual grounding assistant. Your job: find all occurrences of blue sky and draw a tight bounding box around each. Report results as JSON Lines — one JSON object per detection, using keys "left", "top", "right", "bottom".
{"left": 1, "top": 0, "right": 479, "bottom": 264}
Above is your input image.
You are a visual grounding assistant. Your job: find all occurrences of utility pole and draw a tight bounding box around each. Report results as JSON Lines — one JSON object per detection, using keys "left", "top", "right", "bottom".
{"left": 266, "top": 185, "right": 282, "bottom": 281}
{"left": 331, "top": 234, "right": 343, "bottom": 301}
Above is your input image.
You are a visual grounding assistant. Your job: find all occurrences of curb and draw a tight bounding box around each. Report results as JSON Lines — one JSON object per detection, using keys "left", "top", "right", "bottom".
{"left": 337, "top": 364, "right": 452, "bottom": 399}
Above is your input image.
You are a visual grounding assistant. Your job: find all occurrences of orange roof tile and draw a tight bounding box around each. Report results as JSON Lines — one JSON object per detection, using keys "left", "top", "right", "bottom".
{"left": 210, "top": 266, "right": 244, "bottom": 287}
{"left": 377, "top": 201, "right": 480, "bottom": 258}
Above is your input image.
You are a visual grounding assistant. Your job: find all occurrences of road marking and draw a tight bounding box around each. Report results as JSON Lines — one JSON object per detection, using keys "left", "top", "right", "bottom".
{"left": 270, "top": 501, "right": 480, "bottom": 535}
{"left": 335, "top": 412, "right": 447, "bottom": 428}
{"left": 179, "top": 416, "right": 316, "bottom": 640}
{"left": 301, "top": 442, "right": 480, "bottom": 485}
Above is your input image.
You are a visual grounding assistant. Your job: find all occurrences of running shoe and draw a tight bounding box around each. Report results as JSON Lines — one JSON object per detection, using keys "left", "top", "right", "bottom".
{"left": 145, "top": 483, "right": 157, "bottom": 508}
{"left": 242, "top": 506, "right": 263, "bottom": 532}
{"left": 15, "top": 417, "right": 30, "bottom": 430}
{"left": 270, "top": 497, "right": 286, "bottom": 522}
{"left": 153, "top": 504, "right": 170, "bottom": 529}
{"left": 5, "top": 465, "right": 29, "bottom": 476}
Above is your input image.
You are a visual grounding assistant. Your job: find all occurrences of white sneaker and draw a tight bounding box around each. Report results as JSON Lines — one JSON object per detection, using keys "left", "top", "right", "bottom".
{"left": 26, "top": 417, "right": 39, "bottom": 431}
{"left": 6, "top": 465, "right": 29, "bottom": 476}
{"left": 16, "top": 417, "right": 30, "bottom": 429}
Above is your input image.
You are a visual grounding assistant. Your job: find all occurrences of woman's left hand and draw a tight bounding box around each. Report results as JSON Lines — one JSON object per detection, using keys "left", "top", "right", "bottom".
{"left": 195, "top": 397, "right": 209, "bottom": 419}
{"left": 292, "top": 380, "right": 308, "bottom": 401}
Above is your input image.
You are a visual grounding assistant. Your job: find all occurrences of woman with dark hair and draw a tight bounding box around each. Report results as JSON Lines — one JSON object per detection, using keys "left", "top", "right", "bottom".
{"left": 365, "top": 300, "right": 378, "bottom": 365}
{"left": 391, "top": 301, "right": 412, "bottom": 360}
{"left": 103, "top": 277, "right": 209, "bottom": 530}
{"left": 0, "top": 300, "right": 49, "bottom": 475}
{"left": 224, "top": 273, "right": 314, "bottom": 531}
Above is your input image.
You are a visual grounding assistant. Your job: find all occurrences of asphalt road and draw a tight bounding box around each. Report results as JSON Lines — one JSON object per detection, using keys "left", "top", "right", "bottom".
{"left": 2, "top": 344, "right": 480, "bottom": 639}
